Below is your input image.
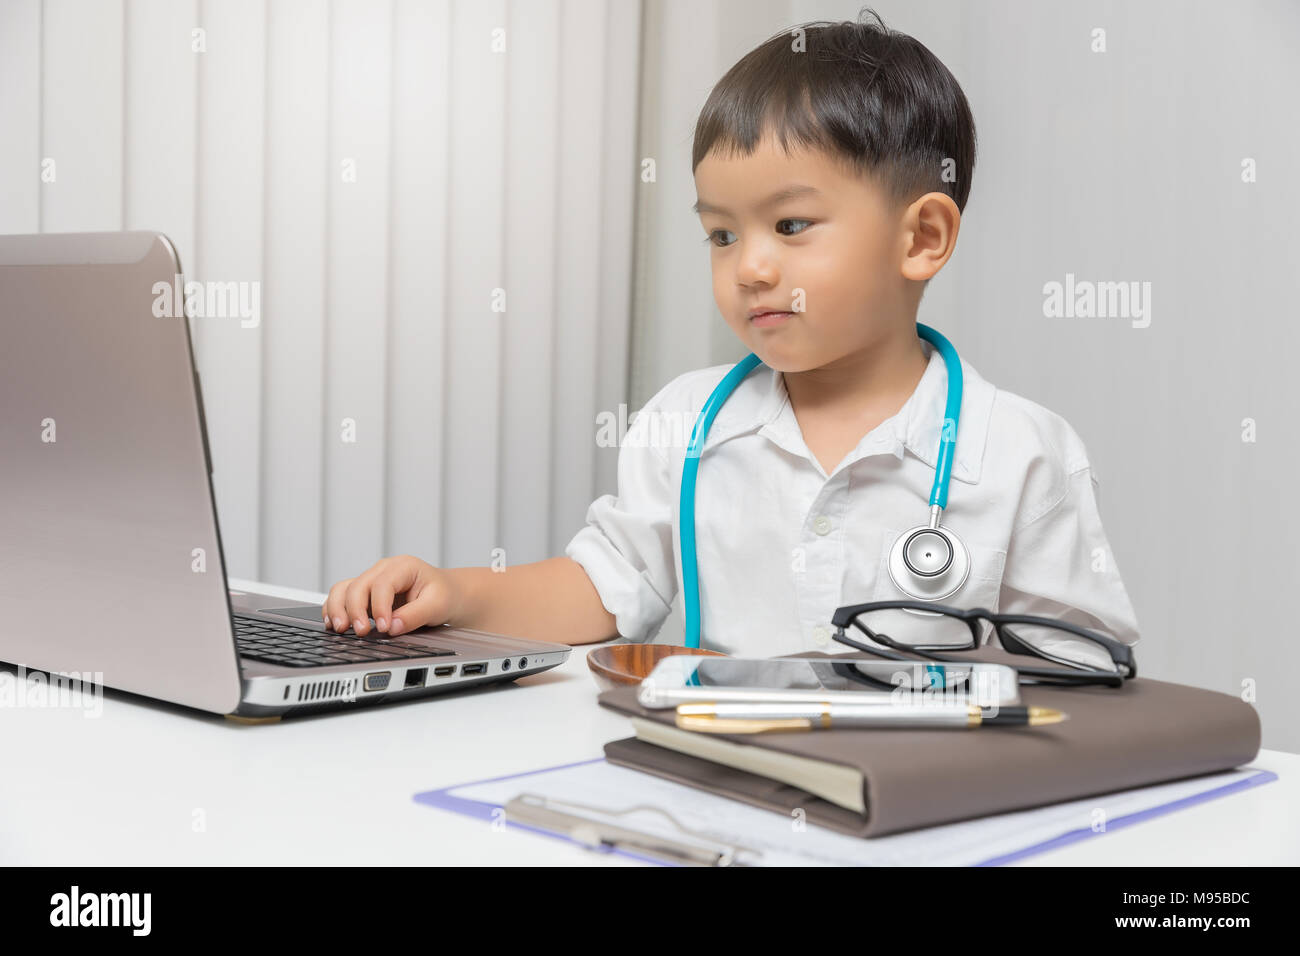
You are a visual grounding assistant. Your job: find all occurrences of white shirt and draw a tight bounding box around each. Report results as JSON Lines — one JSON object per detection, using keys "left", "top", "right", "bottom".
{"left": 565, "top": 339, "right": 1141, "bottom": 670}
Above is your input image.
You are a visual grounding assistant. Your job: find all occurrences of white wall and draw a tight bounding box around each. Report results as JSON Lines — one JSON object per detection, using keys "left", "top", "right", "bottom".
{"left": 0, "top": 0, "right": 641, "bottom": 586}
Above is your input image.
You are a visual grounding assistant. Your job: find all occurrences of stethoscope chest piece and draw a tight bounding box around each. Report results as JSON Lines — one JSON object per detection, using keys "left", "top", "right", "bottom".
{"left": 887, "top": 524, "right": 970, "bottom": 606}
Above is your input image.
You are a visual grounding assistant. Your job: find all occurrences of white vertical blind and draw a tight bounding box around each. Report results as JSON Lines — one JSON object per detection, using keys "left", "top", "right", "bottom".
{"left": 194, "top": 0, "right": 267, "bottom": 579}
{"left": 441, "top": 0, "right": 506, "bottom": 570}
{"left": 41, "top": 0, "right": 125, "bottom": 232}
{"left": 385, "top": 0, "right": 451, "bottom": 570}
{"left": 0, "top": 0, "right": 41, "bottom": 234}
{"left": 124, "top": 0, "right": 197, "bottom": 265}
{"left": 500, "top": 1, "right": 561, "bottom": 567}
{"left": 0, "top": 0, "right": 641, "bottom": 593}
{"left": 261, "top": 0, "right": 329, "bottom": 587}
{"left": 321, "top": 0, "right": 393, "bottom": 583}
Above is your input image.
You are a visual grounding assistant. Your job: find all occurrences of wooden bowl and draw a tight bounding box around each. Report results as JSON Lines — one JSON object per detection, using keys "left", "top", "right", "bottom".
{"left": 587, "top": 643, "right": 728, "bottom": 693}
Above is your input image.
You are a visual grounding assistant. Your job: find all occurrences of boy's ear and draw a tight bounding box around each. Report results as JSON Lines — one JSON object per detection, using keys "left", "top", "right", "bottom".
{"left": 899, "top": 191, "right": 961, "bottom": 282}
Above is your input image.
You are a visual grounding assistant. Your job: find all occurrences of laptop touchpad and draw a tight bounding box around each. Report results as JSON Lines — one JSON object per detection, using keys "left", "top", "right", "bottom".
{"left": 260, "top": 605, "right": 373, "bottom": 628}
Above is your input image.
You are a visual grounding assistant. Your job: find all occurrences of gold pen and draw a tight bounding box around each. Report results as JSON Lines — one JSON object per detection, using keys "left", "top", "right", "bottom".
{"left": 675, "top": 701, "right": 1067, "bottom": 734}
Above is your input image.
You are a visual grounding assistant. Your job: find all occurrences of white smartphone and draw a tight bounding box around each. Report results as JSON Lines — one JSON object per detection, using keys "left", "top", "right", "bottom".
{"left": 638, "top": 656, "right": 1021, "bottom": 709}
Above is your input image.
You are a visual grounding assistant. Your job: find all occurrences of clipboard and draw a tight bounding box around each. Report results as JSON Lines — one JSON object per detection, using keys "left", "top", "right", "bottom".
{"left": 413, "top": 757, "right": 1277, "bottom": 867}
{"left": 502, "top": 792, "right": 758, "bottom": 866}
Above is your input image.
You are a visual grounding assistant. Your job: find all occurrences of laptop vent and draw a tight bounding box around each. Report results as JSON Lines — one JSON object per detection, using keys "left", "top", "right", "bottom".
{"left": 297, "top": 678, "right": 358, "bottom": 703}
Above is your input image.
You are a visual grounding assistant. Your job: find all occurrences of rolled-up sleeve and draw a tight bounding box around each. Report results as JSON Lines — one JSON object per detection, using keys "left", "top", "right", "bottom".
{"left": 565, "top": 392, "right": 679, "bottom": 643}
{"left": 997, "top": 466, "right": 1141, "bottom": 671}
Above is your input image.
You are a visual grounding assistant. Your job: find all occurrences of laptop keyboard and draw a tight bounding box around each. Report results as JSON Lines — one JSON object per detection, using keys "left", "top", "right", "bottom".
{"left": 233, "top": 613, "right": 456, "bottom": 668}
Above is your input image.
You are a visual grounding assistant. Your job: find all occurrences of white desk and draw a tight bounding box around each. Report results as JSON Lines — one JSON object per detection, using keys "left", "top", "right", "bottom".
{"left": 3, "top": 578, "right": 1296, "bottom": 866}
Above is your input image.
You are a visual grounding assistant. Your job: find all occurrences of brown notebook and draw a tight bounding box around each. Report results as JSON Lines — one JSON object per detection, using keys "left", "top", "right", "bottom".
{"left": 598, "top": 649, "right": 1262, "bottom": 838}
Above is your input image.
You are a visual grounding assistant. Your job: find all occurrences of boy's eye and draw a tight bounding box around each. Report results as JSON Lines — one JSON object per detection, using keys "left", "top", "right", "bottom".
{"left": 703, "top": 219, "right": 813, "bottom": 247}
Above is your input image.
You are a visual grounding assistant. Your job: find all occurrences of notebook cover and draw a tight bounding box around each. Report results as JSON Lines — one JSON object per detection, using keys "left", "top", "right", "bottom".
{"left": 598, "top": 649, "right": 1262, "bottom": 838}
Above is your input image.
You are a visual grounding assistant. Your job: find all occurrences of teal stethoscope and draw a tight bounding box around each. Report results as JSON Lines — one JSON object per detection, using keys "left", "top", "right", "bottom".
{"left": 681, "top": 323, "right": 969, "bottom": 649}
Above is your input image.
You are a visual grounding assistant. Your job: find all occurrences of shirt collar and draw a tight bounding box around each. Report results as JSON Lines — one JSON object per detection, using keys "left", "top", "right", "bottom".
{"left": 699, "top": 337, "right": 994, "bottom": 484}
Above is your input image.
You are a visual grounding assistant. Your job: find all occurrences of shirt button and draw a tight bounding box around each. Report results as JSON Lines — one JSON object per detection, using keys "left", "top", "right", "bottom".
{"left": 812, "top": 515, "right": 832, "bottom": 535}
{"left": 812, "top": 625, "right": 831, "bottom": 646}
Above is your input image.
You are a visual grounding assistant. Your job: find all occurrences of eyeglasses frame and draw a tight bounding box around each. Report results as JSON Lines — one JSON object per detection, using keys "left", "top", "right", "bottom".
{"left": 828, "top": 599, "right": 1137, "bottom": 688}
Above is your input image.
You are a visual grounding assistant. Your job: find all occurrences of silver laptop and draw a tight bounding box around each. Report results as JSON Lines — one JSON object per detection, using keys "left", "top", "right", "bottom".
{"left": 0, "top": 231, "right": 571, "bottom": 720}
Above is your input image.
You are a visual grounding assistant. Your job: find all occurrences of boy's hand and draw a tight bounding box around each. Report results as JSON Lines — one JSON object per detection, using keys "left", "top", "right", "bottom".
{"left": 322, "top": 555, "right": 459, "bottom": 637}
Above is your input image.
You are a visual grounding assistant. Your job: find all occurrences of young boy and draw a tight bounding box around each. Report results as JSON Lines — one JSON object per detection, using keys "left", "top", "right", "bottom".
{"left": 321, "top": 12, "right": 1140, "bottom": 671}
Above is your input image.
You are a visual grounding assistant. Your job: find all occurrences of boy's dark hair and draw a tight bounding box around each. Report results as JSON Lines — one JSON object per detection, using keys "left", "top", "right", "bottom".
{"left": 692, "top": 7, "right": 977, "bottom": 215}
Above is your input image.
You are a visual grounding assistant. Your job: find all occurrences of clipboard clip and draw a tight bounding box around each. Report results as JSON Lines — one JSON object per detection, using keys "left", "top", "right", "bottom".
{"left": 502, "top": 792, "right": 761, "bottom": 867}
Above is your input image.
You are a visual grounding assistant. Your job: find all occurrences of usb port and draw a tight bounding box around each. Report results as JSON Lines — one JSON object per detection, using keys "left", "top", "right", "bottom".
{"left": 461, "top": 663, "right": 487, "bottom": 676}
{"left": 434, "top": 665, "right": 455, "bottom": 678}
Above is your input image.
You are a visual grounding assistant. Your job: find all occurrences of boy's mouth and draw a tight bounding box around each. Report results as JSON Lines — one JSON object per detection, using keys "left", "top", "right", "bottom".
{"left": 749, "top": 309, "right": 793, "bottom": 328}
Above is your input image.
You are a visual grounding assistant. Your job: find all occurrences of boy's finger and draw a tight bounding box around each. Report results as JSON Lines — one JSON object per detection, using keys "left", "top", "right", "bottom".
{"left": 322, "top": 579, "right": 353, "bottom": 630}
{"left": 343, "top": 575, "right": 379, "bottom": 635}
{"left": 369, "top": 577, "right": 397, "bottom": 633}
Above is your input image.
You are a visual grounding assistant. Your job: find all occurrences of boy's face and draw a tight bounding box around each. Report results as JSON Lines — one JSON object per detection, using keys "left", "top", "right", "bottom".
{"left": 693, "top": 133, "right": 926, "bottom": 373}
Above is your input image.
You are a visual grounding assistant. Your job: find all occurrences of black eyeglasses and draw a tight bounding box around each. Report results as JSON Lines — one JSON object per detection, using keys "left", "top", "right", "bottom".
{"left": 829, "top": 600, "right": 1137, "bottom": 688}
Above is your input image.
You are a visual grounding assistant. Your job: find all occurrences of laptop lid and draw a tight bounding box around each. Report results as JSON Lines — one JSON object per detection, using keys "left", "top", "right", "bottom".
{"left": 0, "top": 231, "right": 243, "bottom": 714}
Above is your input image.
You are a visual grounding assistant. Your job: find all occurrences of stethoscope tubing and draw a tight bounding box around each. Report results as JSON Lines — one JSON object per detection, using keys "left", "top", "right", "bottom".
{"left": 681, "top": 324, "right": 963, "bottom": 649}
